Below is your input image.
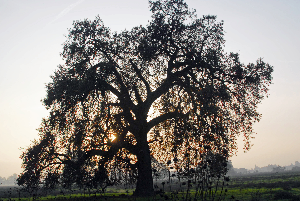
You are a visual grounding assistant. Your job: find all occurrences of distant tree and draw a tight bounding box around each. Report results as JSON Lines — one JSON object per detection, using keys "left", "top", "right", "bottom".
{"left": 236, "top": 168, "right": 248, "bottom": 174}
{"left": 226, "top": 160, "right": 236, "bottom": 175}
{"left": 272, "top": 166, "right": 285, "bottom": 173}
{"left": 6, "top": 174, "right": 17, "bottom": 186}
{"left": 17, "top": 0, "right": 273, "bottom": 196}
{"left": 0, "top": 176, "right": 6, "bottom": 185}
{"left": 291, "top": 166, "right": 300, "bottom": 172}
{"left": 0, "top": 174, "right": 17, "bottom": 186}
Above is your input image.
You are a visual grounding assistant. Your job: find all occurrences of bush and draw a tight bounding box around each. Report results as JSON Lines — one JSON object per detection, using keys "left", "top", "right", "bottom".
{"left": 273, "top": 190, "right": 299, "bottom": 200}
{"left": 282, "top": 185, "right": 292, "bottom": 191}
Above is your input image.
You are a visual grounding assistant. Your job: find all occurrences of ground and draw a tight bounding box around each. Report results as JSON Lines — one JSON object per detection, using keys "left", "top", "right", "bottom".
{"left": 1, "top": 171, "right": 300, "bottom": 200}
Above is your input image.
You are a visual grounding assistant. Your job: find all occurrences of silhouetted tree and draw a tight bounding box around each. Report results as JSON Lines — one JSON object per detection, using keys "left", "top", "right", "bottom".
{"left": 18, "top": 0, "right": 273, "bottom": 196}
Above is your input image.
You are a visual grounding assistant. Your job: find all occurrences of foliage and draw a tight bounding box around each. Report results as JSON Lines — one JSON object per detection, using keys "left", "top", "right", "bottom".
{"left": 17, "top": 0, "right": 273, "bottom": 196}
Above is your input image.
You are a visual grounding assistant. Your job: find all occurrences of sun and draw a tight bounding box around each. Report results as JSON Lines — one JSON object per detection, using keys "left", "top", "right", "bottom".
{"left": 109, "top": 133, "right": 116, "bottom": 142}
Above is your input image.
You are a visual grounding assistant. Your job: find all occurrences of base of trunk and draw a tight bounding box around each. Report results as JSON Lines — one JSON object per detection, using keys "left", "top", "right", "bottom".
{"left": 134, "top": 142, "right": 154, "bottom": 197}
{"left": 134, "top": 180, "right": 154, "bottom": 197}
{"left": 133, "top": 189, "right": 154, "bottom": 197}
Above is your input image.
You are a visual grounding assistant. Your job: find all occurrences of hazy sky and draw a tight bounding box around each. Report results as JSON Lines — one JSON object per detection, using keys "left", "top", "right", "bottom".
{"left": 0, "top": 0, "right": 299, "bottom": 178}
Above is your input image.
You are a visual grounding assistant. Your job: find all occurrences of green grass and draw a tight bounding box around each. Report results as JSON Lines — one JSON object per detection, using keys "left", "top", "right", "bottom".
{"left": 222, "top": 171, "right": 300, "bottom": 200}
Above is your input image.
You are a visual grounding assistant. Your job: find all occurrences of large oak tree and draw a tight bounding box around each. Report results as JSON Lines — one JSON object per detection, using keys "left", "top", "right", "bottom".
{"left": 18, "top": 0, "right": 273, "bottom": 196}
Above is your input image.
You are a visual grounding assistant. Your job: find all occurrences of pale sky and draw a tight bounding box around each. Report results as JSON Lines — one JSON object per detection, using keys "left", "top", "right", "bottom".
{"left": 0, "top": 0, "right": 299, "bottom": 178}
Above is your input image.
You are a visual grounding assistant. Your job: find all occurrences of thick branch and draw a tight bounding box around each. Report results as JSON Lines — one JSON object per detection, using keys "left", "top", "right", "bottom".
{"left": 94, "top": 44, "right": 136, "bottom": 111}
{"left": 147, "top": 111, "right": 188, "bottom": 132}
{"left": 129, "top": 59, "right": 151, "bottom": 96}
{"left": 133, "top": 84, "right": 143, "bottom": 104}
{"left": 147, "top": 78, "right": 171, "bottom": 106}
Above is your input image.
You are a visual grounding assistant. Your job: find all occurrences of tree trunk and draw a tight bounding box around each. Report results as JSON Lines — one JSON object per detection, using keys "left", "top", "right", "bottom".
{"left": 134, "top": 140, "right": 154, "bottom": 196}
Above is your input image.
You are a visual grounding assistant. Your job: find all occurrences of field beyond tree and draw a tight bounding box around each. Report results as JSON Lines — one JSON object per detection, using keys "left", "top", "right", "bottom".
{"left": 2, "top": 171, "right": 300, "bottom": 200}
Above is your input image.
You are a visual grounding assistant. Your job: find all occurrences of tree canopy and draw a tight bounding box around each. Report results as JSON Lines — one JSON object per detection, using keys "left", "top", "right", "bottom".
{"left": 18, "top": 0, "right": 273, "bottom": 196}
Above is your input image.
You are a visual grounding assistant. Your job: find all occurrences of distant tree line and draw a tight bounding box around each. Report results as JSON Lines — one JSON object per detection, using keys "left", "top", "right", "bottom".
{"left": 226, "top": 161, "right": 300, "bottom": 175}
{"left": 0, "top": 173, "right": 17, "bottom": 186}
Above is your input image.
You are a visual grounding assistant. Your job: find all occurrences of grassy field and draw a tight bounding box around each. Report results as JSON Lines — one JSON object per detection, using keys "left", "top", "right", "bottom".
{"left": 1, "top": 171, "right": 300, "bottom": 200}
{"left": 224, "top": 171, "right": 300, "bottom": 200}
